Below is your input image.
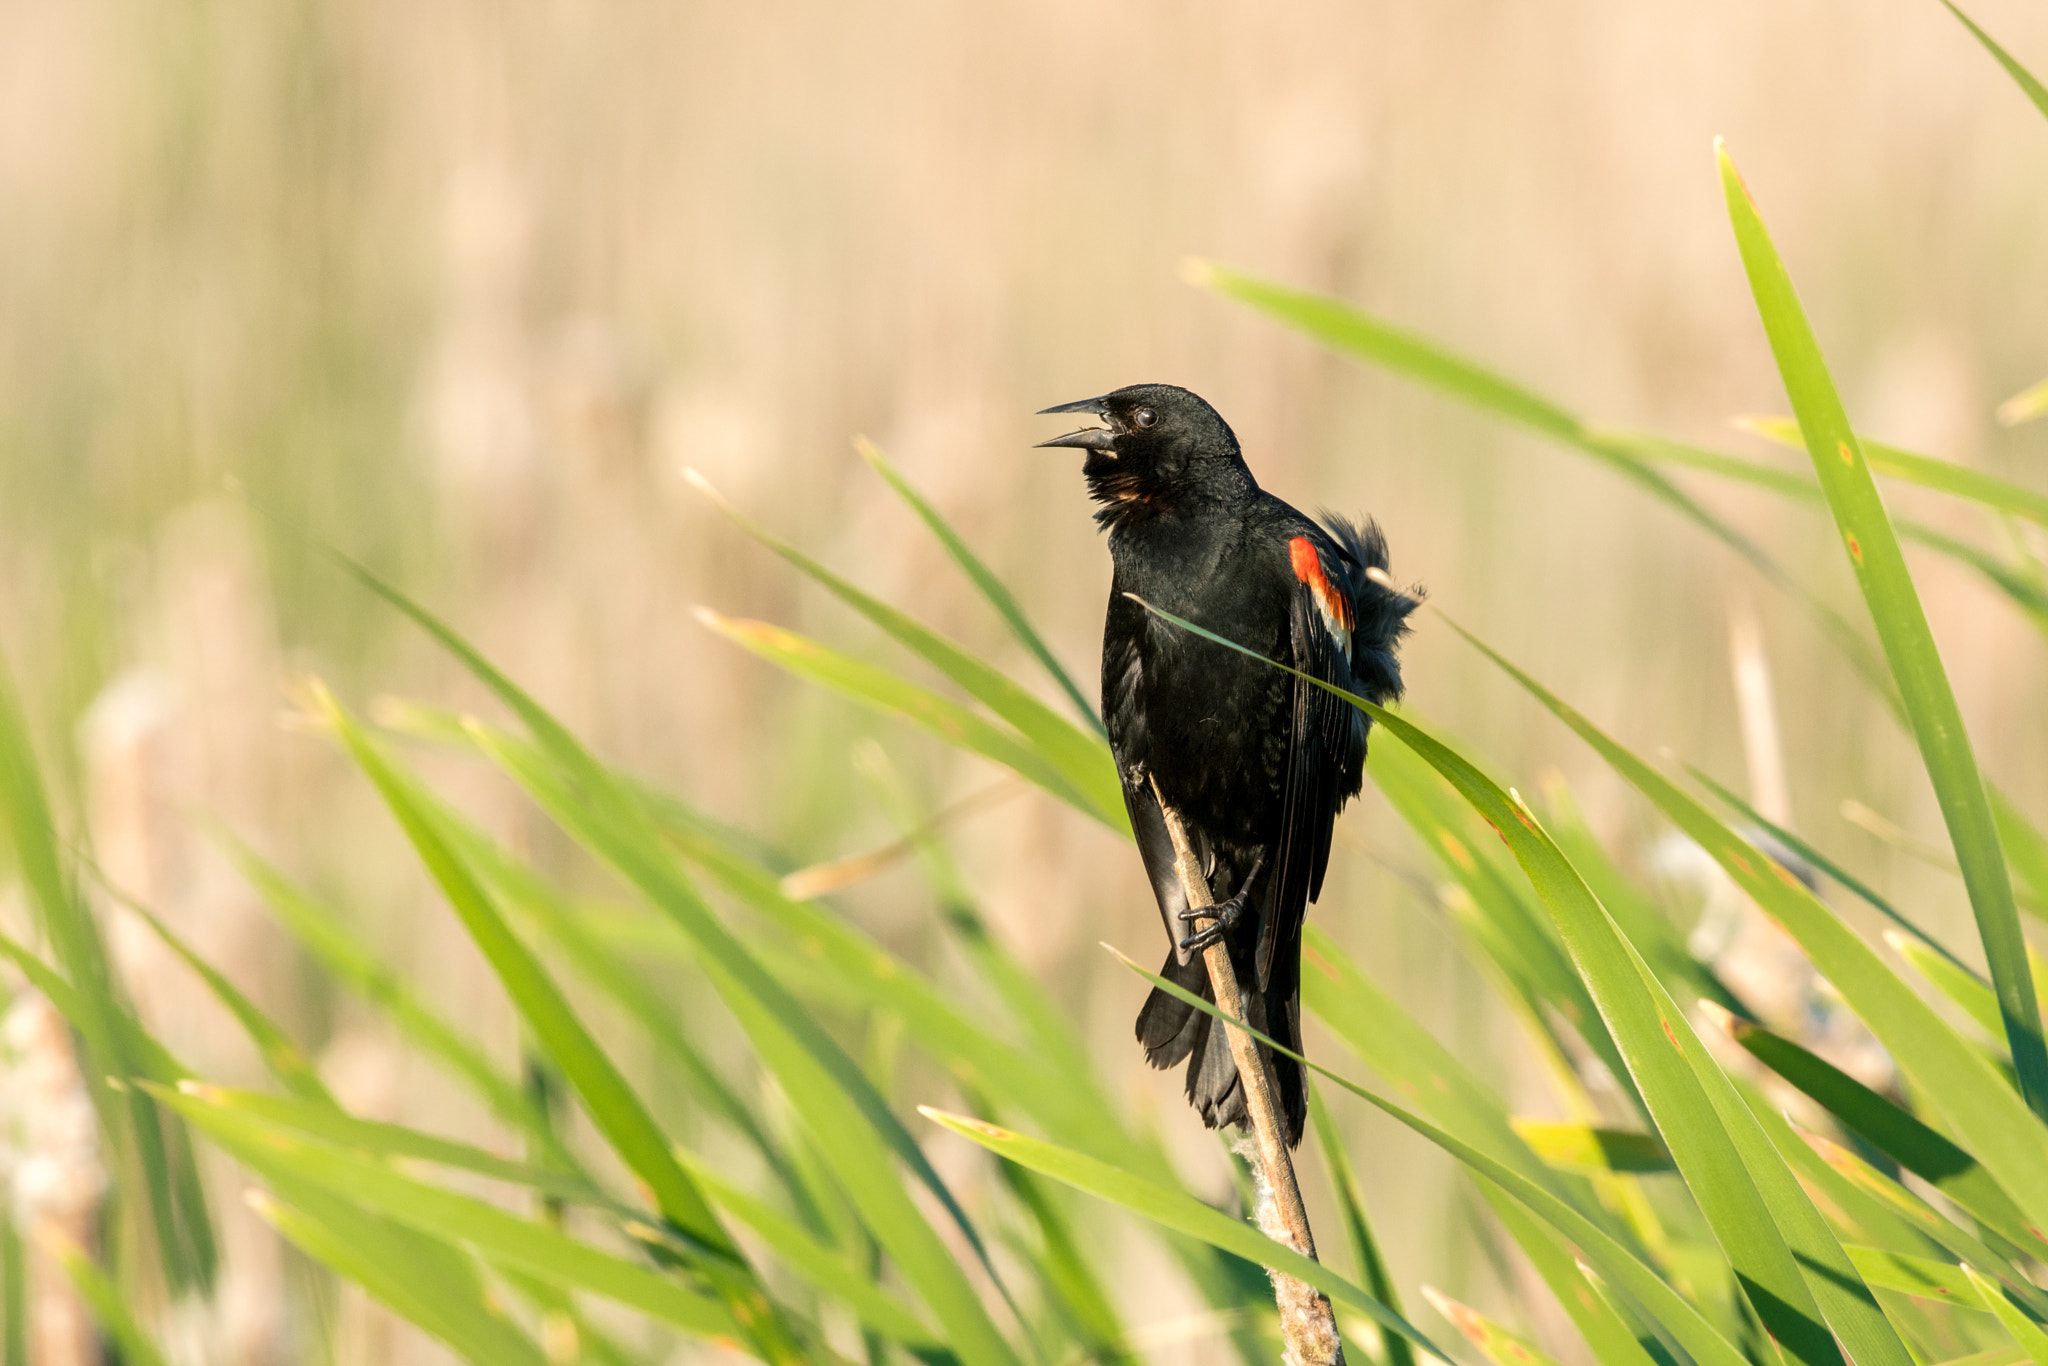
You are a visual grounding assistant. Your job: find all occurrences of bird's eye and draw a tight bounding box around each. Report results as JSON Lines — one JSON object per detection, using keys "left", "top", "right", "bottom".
{"left": 1133, "top": 408, "right": 1156, "bottom": 429}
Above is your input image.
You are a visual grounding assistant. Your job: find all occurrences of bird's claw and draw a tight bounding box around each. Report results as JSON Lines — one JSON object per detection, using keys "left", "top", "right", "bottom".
{"left": 1177, "top": 894, "right": 1246, "bottom": 954}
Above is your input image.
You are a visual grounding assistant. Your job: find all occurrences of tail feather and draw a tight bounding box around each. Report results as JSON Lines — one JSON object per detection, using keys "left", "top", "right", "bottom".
{"left": 1135, "top": 946, "right": 1306, "bottom": 1146}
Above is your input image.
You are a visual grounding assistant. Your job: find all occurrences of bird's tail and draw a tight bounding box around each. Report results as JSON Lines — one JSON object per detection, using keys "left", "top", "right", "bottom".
{"left": 1134, "top": 945, "right": 1306, "bottom": 1147}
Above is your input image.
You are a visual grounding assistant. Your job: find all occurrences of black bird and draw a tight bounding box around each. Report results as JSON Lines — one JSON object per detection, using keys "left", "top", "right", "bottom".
{"left": 1039, "top": 384, "right": 1417, "bottom": 1145}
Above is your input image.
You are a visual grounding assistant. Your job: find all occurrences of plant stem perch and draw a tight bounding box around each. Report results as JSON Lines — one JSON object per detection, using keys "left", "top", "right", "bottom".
{"left": 1150, "top": 774, "right": 1343, "bottom": 1366}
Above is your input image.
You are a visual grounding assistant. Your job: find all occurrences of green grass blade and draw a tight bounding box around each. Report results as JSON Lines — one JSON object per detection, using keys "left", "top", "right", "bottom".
{"left": 919, "top": 1106, "right": 1454, "bottom": 1364}
{"left": 312, "top": 688, "right": 798, "bottom": 1359}
{"left": 1999, "top": 376, "right": 2048, "bottom": 428}
{"left": 1308, "top": 1084, "right": 1415, "bottom": 1366}
{"left": 98, "top": 883, "right": 334, "bottom": 1105}
{"left": 1720, "top": 1017, "right": 2046, "bottom": 1258}
{"left": 1989, "top": 791, "right": 2048, "bottom": 915}
{"left": 1941, "top": 1, "right": 2048, "bottom": 123}
{"left": 155, "top": 1083, "right": 745, "bottom": 1342}
{"left": 51, "top": 1239, "right": 172, "bottom": 1366}
{"left": 1480, "top": 1189, "right": 1668, "bottom": 1366}
{"left": 1687, "top": 765, "right": 1973, "bottom": 972}
{"left": 1846, "top": 1248, "right": 1992, "bottom": 1313}
{"left": 0, "top": 654, "right": 206, "bottom": 1292}
{"left": 464, "top": 727, "right": 1025, "bottom": 1366}
{"left": 1509, "top": 1121, "right": 1672, "bottom": 1175}
{"left": 856, "top": 437, "right": 1101, "bottom": 732}
{"left": 1961, "top": 1266, "right": 2048, "bottom": 1366}
{"left": 1739, "top": 416, "right": 2048, "bottom": 528}
{"left": 1444, "top": 615, "right": 2048, "bottom": 1236}
{"left": 691, "top": 472, "right": 1118, "bottom": 814}
{"left": 228, "top": 842, "right": 574, "bottom": 1167}
{"left": 1718, "top": 141, "right": 2048, "bottom": 1114}
{"left": 1107, "top": 947, "right": 1754, "bottom": 1366}
{"left": 696, "top": 609, "right": 1124, "bottom": 832}
{"left": 1423, "top": 1286, "right": 1567, "bottom": 1366}
{"left": 1190, "top": 261, "right": 1900, "bottom": 709}
{"left": 1889, "top": 933, "right": 2006, "bottom": 1040}
{"left": 249, "top": 1185, "right": 556, "bottom": 1366}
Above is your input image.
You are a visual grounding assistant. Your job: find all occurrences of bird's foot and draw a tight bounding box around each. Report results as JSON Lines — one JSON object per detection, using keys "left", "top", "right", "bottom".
{"left": 1176, "top": 851, "right": 1266, "bottom": 954}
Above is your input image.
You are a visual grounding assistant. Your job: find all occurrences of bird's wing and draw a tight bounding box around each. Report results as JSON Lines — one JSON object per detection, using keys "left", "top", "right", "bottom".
{"left": 1259, "top": 533, "right": 1368, "bottom": 987}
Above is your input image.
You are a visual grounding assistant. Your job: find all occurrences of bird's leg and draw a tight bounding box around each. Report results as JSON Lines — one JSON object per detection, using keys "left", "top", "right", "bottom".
{"left": 1177, "top": 849, "right": 1266, "bottom": 954}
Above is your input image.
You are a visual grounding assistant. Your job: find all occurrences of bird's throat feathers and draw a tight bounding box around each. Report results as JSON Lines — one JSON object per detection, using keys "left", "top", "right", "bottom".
{"left": 1085, "top": 449, "right": 1257, "bottom": 530}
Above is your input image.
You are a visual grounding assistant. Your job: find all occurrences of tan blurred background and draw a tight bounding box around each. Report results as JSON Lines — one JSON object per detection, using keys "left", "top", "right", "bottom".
{"left": 2, "top": 0, "right": 2046, "bottom": 1361}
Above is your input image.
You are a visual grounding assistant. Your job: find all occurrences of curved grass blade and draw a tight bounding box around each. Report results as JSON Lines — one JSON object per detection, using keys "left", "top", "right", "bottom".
{"left": 1687, "top": 765, "right": 1972, "bottom": 972}
{"left": 1960, "top": 1266, "right": 2048, "bottom": 1366}
{"left": 1107, "top": 946, "right": 1755, "bottom": 1366}
{"left": 690, "top": 471, "right": 1117, "bottom": 814}
{"left": 311, "top": 687, "right": 796, "bottom": 1360}
{"left": 50, "top": 1236, "right": 171, "bottom": 1366}
{"left": 154, "top": 1083, "right": 744, "bottom": 1341}
{"left": 1719, "top": 141, "right": 2048, "bottom": 1115}
{"left": 1940, "top": 1, "right": 2048, "bottom": 123}
{"left": 1510, "top": 1121, "right": 1672, "bottom": 1175}
{"left": 1189, "top": 261, "right": 1898, "bottom": 709}
{"left": 93, "top": 877, "right": 333, "bottom": 1105}
{"left": 0, "top": 655, "right": 208, "bottom": 1292}
{"left": 2000, "top": 377, "right": 2048, "bottom": 429}
{"left": 1308, "top": 1085, "right": 1415, "bottom": 1366}
{"left": 1847, "top": 1248, "right": 1992, "bottom": 1314}
{"left": 1481, "top": 1189, "right": 1668, "bottom": 1366}
{"left": 918, "top": 1106, "right": 1455, "bottom": 1364}
{"left": 463, "top": 725, "right": 1025, "bottom": 1366}
{"left": 1888, "top": 932, "right": 2006, "bottom": 1040}
{"left": 856, "top": 438, "right": 1101, "bottom": 733}
{"left": 696, "top": 609, "right": 1123, "bottom": 832}
{"left": 1423, "top": 1287, "right": 1567, "bottom": 1366}
{"left": 227, "top": 841, "right": 573, "bottom": 1167}
{"left": 1720, "top": 1016, "right": 2046, "bottom": 1259}
{"left": 1738, "top": 417, "right": 2048, "bottom": 528}
{"left": 1444, "top": 615, "right": 2048, "bottom": 1235}
{"left": 1989, "top": 792, "right": 2048, "bottom": 917}
{"left": 248, "top": 1186, "right": 557, "bottom": 1366}
{"left": 1129, "top": 601, "right": 1901, "bottom": 1366}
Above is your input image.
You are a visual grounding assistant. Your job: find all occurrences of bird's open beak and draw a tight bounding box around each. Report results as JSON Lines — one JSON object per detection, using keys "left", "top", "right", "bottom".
{"left": 1035, "top": 396, "right": 1116, "bottom": 451}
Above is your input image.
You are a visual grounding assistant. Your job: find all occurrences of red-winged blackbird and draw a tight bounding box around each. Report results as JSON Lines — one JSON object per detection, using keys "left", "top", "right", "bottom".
{"left": 1040, "top": 383, "right": 1417, "bottom": 1145}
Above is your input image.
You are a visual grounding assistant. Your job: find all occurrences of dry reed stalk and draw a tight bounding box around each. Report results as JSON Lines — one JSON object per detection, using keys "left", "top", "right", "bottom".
{"left": 1148, "top": 776, "right": 1343, "bottom": 1366}
{"left": 3, "top": 990, "right": 107, "bottom": 1366}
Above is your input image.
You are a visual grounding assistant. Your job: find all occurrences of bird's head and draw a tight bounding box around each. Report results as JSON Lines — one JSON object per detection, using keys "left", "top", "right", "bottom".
{"left": 1036, "top": 383, "right": 1255, "bottom": 524}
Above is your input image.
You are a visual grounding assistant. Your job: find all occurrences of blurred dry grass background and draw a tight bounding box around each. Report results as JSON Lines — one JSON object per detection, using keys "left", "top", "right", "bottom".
{"left": 2, "top": 0, "right": 2047, "bottom": 1361}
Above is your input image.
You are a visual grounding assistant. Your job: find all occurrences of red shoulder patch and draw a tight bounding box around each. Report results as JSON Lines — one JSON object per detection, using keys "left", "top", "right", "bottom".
{"left": 1288, "top": 535, "right": 1355, "bottom": 635}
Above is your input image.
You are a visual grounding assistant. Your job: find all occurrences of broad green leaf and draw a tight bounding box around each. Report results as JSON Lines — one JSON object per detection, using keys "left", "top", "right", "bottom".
{"left": 248, "top": 1185, "right": 556, "bottom": 1366}
{"left": 696, "top": 609, "right": 1124, "bottom": 831}
{"left": 691, "top": 472, "right": 1119, "bottom": 820}
{"left": 857, "top": 437, "right": 1102, "bottom": 733}
{"left": 1189, "top": 260, "right": 1898, "bottom": 708}
{"left": 1130, "top": 600, "right": 1886, "bottom": 1366}
{"left": 1941, "top": 1, "right": 2048, "bottom": 123}
{"left": 154, "top": 1084, "right": 743, "bottom": 1342}
{"left": 1107, "top": 947, "right": 1754, "bottom": 1366}
{"left": 312, "top": 686, "right": 794, "bottom": 1360}
{"left": 1446, "top": 616, "right": 2048, "bottom": 1237}
{"left": 1961, "top": 1266, "right": 2048, "bottom": 1366}
{"left": 918, "top": 1106, "right": 1454, "bottom": 1364}
{"left": 1718, "top": 141, "right": 2048, "bottom": 1114}
{"left": 1738, "top": 416, "right": 2048, "bottom": 529}
{"left": 1511, "top": 1121, "right": 1672, "bottom": 1175}
{"left": 1423, "top": 1286, "right": 1567, "bottom": 1366}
